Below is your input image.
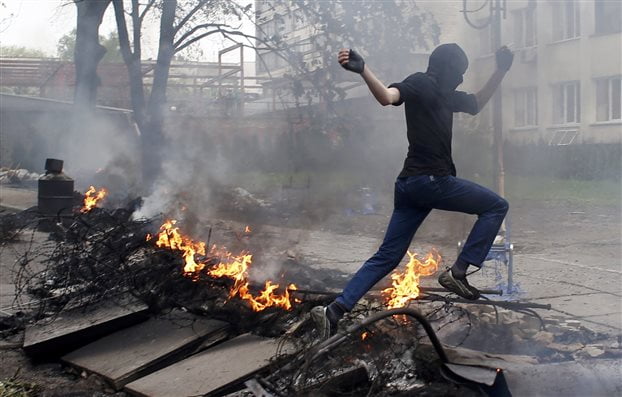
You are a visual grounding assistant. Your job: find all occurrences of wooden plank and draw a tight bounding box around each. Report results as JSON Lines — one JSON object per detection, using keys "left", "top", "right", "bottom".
{"left": 23, "top": 300, "right": 149, "bottom": 357}
{"left": 125, "top": 333, "right": 293, "bottom": 397}
{"left": 62, "top": 311, "right": 229, "bottom": 389}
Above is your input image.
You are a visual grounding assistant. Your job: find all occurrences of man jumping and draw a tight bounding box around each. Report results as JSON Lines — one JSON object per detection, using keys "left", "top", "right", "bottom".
{"left": 312, "top": 43, "right": 514, "bottom": 338}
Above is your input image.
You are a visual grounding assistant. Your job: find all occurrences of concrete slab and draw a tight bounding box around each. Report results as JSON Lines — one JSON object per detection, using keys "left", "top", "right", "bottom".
{"left": 530, "top": 293, "right": 622, "bottom": 318}
{"left": 0, "top": 284, "right": 16, "bottom": 316}
{"left": 0, "top": 186, "right": 37, "bottom": 211}
{"left": 125, "top": 333, "right": 292, "bottom": 397}
{"left": 62, "top": 311, "right": 229, "bottom": 389}
{"left": 503, "top": 359, "right": 622, "bottom": 397}
{"left": 23, "top": 300, "right": 149, "bottom": 357}
{"left": 294, "top": 229, "right": 379, "bottom": 273}
{"left": 579, "top": 313, "right": 622, "bottom": 328}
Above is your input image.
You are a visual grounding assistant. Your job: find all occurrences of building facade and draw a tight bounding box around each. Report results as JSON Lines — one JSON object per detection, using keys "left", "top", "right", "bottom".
{"left": 255, "top": 0, "right": 621, "bottom": 145}
{"left": 470, "top": 0, "right": 621, "bottom": 145}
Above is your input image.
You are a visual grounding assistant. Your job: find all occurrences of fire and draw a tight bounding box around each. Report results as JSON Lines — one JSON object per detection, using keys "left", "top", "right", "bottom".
{"left": 361, "top": 331, "right": 369, "bottom": 341}
{"left": 149, "top": 220, "right": 298, "bottom": 311}
{"left": 382, "top": 249, "right": 441, "bottom": 309}
{"left": 244, "top": 225, "right": 252, "bottom": 233}
{"left": 81, "top": 186, "right": 107, "bottom": 213}
{"left": 151, "top": 220, "right": 207, "bottom": 273}
{"left": 208, "top": 253, "right": 296, "bottom": 311}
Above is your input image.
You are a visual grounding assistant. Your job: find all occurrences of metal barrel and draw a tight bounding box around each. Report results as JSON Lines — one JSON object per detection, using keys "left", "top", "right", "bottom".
{"left": 37, "top": 158, "right": 74, "bottom": 219}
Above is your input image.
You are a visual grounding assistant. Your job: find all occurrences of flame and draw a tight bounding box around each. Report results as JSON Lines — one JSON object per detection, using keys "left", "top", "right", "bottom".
{"left": 208, "top": 255, "right": 295, "bottom": 311}
{"left": 382, "top": 249, "right": 441, "bottom": 309}
{"left": 152, "top": 220, "right": 207, "bottom": 273}
{"left": 361, "top": 331, "right": 369, "bottom": 341}
{"left": 149, "top": 220, "right": 298, "bottom": 311}
{"left": 244, "top": 225, "right": 252, "bottom": 233}
{"left": 81, "top": 186, "right": 107, "bottom": 213}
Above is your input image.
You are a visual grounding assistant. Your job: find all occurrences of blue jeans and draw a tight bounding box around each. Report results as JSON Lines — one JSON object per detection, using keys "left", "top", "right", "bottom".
{"left": 336, "top": 175, "right": 508, "bottom": 310}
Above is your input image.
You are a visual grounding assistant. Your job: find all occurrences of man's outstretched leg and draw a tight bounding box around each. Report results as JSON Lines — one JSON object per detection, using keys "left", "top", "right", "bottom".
{"left": 432, "top": 176, "right": 509, "bottom": 299}
{"left": 312, "top": 181, "right": 432, "bottom": 338}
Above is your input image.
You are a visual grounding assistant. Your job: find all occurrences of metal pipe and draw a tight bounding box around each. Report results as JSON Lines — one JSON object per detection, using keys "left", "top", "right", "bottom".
{"left": 309, "top": 308, "right": 449, "bottom": 363}
{"left": 417, "top": 295, "right": 551, "bottom": 310}
{"left": 289, "top": 286, "right": 503, "bottom": 297}
{"left": 287, "top": 287, "right": 549, "bottom": 310}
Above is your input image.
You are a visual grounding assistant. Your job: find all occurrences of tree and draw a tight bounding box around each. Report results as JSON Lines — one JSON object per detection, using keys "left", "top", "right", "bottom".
{"left": 243, "top": 1, "right": 440, "bottom": 173}
{"left": 112, "top": 0, "right": 256, "bottom": 187}
{"left": 73, "top": 0, "right": 112, "bottom": 108}
{"left": 57, "top": 29, "right": 122, "bottom": 62}
{"left": 0, "top": 45, "right": 49, "bottom": 58}
{"left": 254, "top": 1, "right": 439, "bottom": 107}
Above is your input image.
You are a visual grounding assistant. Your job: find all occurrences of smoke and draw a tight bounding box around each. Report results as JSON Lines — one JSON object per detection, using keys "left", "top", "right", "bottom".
{"left": 1, "top": 101, "right": 139, "bottom": 190}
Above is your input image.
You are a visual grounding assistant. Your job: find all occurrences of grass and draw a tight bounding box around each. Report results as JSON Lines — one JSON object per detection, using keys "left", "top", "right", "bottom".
{"left": 228, "top": 170, "right": 369, "bottom": 192}
{"left": 504, "top": 175, "right": 621, "bottom": 206}
{"left": 228, "top": 170, "right": 621, "bottom": 207}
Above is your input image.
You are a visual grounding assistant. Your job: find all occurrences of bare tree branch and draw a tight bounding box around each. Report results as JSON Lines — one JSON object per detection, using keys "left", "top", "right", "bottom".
{"left": 138, "top": 0, "right": 155, "bottom": 21}
{"left": 131, "top": 0, "right": 142, "bottom": 56}
{"left": 174, "top": 26, "right": 273, "bottom": 54}
{"left": 173, "top": 22, "right": 230, "bottom": 48}
{"left": 173, "top": 0, "right": 210, "bottom": 35}
{"left": 113, "top": 0, "right": 133, "bottom": 63}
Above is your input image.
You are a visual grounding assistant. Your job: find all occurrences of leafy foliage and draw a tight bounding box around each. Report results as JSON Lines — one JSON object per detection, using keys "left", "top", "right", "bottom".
{"left": 0, "top": 45, "right": 49, "bottom": 58}
{"left": 57, "top": 29, "right": 122, "bottom": 62}
{"left": 253, "top": 1, "right": 440, "bottom": 102}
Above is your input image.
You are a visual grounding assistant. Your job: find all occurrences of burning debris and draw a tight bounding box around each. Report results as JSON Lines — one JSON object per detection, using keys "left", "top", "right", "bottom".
{"left": 382, "top": 249, "right": 441, "bottom": 309}
{"left": 1, "top": 197, "right": 619, "bottom": 396}
{"left": 148, "top": 219, "right": 299, "bottom": 312}
{"left": 80, "top": 186, "right": 108, "bottom": 213}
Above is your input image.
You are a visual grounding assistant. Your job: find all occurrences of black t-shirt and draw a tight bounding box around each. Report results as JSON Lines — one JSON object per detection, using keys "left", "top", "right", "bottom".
{"left": 389, "top": 72, "right": 479, "bottom": 177}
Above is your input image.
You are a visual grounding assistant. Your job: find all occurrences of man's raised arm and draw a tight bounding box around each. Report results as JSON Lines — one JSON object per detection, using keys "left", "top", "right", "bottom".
{"left": 474, "top": 46, "right": 514, "bottom": 110}
{"left": 338, "top": 49, "right": 400, "bottom": 106}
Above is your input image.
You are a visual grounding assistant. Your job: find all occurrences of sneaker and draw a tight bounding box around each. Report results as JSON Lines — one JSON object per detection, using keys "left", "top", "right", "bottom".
{"left": 311, "top": 306, "right": 338, "bottom": 339}
{"left": 438, "top": 268, "right": 481, "bottom": 300}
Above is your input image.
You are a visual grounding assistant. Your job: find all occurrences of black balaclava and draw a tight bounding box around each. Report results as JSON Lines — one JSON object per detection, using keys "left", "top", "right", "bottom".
{"left": 426, "top": 43, "right": 469, "bottom": 93}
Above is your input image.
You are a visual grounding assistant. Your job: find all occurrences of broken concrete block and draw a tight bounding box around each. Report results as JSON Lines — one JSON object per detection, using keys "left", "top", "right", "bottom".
{"left": 547, "top": 342, "right": 584, "bottom": 353}
{"left": 124, "top": 333, "right": 295, "bottom": 397}
{"left": 23, "top": 300, "right": 149, "bottom": 357}
{"left": 582, "top": 344, "right": 606, "bottom": 358}
{"left": 563, "top": 320, "right": 581, "bottom": 328}
{"left": 532, "top": 331, "right": 555, "bottom": 344}
{"left": 62, "top": 310, "right": 229, "bottom": 389}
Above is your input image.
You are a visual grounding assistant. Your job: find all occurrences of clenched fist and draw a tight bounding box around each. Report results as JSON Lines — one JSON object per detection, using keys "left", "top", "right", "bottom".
{"left": 338, "top": 48, "right": 365, "bottom": 74}
{"left": 495, "top": 46, "right": 514, "bottom": 72}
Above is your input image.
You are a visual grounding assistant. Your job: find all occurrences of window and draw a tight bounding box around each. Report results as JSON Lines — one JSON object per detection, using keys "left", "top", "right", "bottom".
{"left": 596, "top": 77, "right": 622, "bottom": 121}
{"left": 513, "top": 7, "right": 537, "bottom": 48}
{"left": 514, "top": 88, "right": 538, "bottom": 126}
{"left": 595, "top": 0, "right": 622, "bottom": 34}
{"left": 552, "top": 0, "right": 580, "bottom": 41}
{"left": 553, "top": 82, "right": 581, "bottom": 124}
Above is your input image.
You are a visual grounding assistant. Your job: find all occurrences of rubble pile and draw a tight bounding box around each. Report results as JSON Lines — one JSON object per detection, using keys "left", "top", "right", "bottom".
{"left": 0, "top": 168, "right": 41, "bottom": 185}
